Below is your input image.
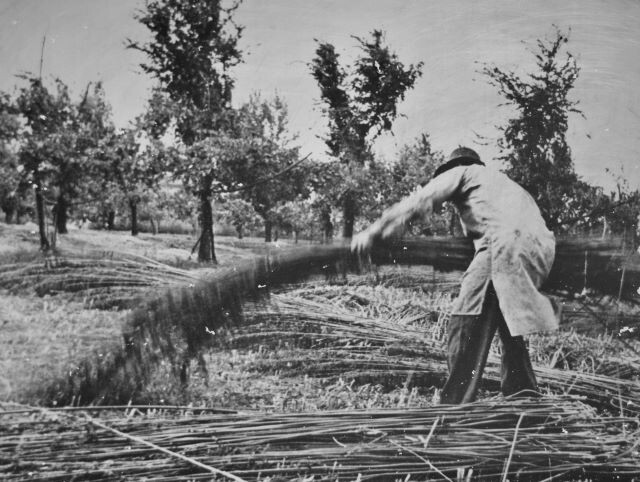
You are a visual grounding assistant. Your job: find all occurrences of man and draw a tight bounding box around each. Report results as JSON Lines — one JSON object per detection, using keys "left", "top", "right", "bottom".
{"left": 351, "top": 147, "right": 559, "bottom": 404}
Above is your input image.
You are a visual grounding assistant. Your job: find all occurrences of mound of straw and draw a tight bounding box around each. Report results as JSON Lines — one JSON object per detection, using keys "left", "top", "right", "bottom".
{"left": 0, "top": 252, "right": 199, "bottom": 309}
{"left": 44, "top": 245, "right": 349, "bottom": 404}
{"left": 1, "top": 397, "right": 639, "bottom": 481}
{"left": 235, "top": 292, "right": 640, "bottom": 418}
{"left": 3, "top": 241, "right": 640, "bottom": 480}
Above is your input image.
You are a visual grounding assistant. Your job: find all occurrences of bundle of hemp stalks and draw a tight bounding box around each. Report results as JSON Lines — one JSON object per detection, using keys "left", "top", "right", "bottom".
{"left": 1, "top": 397, "right": 639, "bottom": 481}
{"left": 237, "top": 293, "right": 640, "bottom": 418}
{"left": 0, "top": 252, "right": 200, "bottom": 309}
{"left": 47, "top": 237, "right": 639, "bottom": 405}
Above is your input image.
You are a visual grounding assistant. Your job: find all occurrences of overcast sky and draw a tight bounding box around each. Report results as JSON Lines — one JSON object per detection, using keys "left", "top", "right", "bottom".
{"left": 1, "top": 0, "right": 639, "bottom": 191}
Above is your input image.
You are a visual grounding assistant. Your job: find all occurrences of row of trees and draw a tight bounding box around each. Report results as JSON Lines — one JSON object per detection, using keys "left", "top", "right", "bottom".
{"left": 125, "top": 1, "right": 427, "bottom": 260}
{"left": 0, "top": 0, "right": 433, "bottom": 262}
{"left": 1, "top": 0, "right": 638, "bottom": 262}
{"left": 0, "top": 76, "right": 315, "bottom": 252}
{"left": 0, "top": 67, "right": 444, "bottom": 243}
{"left": 0, "top": 78, "right": 114, "bottom": 249}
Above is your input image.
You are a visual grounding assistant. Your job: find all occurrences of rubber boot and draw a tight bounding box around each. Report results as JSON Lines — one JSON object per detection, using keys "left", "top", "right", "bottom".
{"left": 497, "top": 321, "right": 539, "bottom": 397}
{"left": 440, "top": 313, "right": 498, "bottom": 404}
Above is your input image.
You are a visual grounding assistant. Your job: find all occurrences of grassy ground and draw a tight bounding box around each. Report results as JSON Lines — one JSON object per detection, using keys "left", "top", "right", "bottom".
{"left": 0, "top": 293, "right": 126, "bottom": 404}
{"left": 0, "top": 221, "right": 278, "bottom": 264}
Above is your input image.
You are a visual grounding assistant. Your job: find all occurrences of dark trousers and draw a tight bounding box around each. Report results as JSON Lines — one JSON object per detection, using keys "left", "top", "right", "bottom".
{"left": 440, "top": 283, "right": 539, "bottom": 404}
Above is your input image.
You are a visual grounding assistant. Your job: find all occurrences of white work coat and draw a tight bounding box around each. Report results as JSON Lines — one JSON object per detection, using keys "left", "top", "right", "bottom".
{"left": 368, "top": 165, "right": 559, "bottom": 336}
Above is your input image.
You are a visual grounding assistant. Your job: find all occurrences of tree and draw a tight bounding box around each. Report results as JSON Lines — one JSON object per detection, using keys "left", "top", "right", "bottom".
{"left": 601, "top": 169, "right": 640, "bottom": 245}
{"left": 3, "top": 75, "right": 114, "bottom": 244}
{"left": 129, "top": 0, "right": 243, "bottom": 262}
{"left": 385, "top": 134, "right": 440, "bottom": 201}
{"left": 383, "top": 133, "right": 460, "bottom": 235}
{"left": 97, "top": 125, "right": 165, "bottom": 236}
{"left": 311, "top": 194, "right": 335, "bottom": 244}
{"left": 0, "top": 153, "right": 23, "bottom": 223}
{"left": 310, "top": 30, "right": 423, "bottom": 237}
{"left": 13, "top": 76, "right": 77, "bottom": 250}
{"left": 217, "top": 196, "right": 258, "bottom": 239}
{"left": 171, "top": 120, "right": 242, "bottom": 252}
{"left": 0, "top": 92, "right": 23, "bottom": 223}
{"left": 51, "top": 82, "right": 114, "bottom": 234}
{"left": 274, "top": 198, "right": 315, "bottom": 243}
{"left": 225, "top": 94, "right": 309, "bottom": 242}
{"left": 482, "top": 28, "right": 582, "bottom": 231}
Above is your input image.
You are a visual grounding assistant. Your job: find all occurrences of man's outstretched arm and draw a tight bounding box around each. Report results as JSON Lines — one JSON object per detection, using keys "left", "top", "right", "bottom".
{"left": 351, "top": 168, "right": 463, "bottom": 253}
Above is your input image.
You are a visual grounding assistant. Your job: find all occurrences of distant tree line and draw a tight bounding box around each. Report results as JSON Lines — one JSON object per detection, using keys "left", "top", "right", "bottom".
{"left": 0, "top": 2, "right": 638, "bottom": 260}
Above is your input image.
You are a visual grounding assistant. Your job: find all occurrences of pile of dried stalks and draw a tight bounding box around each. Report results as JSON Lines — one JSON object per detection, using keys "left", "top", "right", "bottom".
{"left": 45, "top": 245, "right": 350, "bottom": 404}
{"left": 1, "top": 397, "right": 639, "bottom": 481}
{"left": 0, "top": 252, "right": 199, "bottom": 309}
{"left": 3, "top": 242, "right": 640, "bottom": 479}
{"left": 33, "top": 240, "right": 639, "bottom": 406}
{"left": 234, "top": 292, "right": 640, "bottom": 418}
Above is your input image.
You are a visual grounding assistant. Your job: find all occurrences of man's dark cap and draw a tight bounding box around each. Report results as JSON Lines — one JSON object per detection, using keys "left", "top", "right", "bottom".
{"left": 433, "top": 147, "right": 484, "bottom": 178}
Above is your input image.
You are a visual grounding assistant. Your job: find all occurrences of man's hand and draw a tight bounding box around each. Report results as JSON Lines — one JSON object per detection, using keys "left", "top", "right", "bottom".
{"left": 350, "top": 229, "right": 376, "bottom": 255}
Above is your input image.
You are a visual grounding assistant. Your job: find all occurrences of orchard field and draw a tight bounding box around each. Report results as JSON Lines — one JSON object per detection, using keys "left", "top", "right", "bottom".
{"left": 2, "top": 0, "right": 640, "bottom": 479}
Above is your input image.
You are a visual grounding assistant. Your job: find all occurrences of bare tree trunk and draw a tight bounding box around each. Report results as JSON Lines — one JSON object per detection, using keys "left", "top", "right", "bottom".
{"left": 342, "top": 192, "right": 356, "bottom": 238}
{"left": 129, "top": 199, "right": 139, "bottom": 236}
{"left": 54, "top": 194, "right": 69, "bottom": 234}
{"left": 321, "top": 207, "right": 333, "bottom": 244}
{"left": 197, "top": 175, "right": 217, "bottom": 263}
{"left": 3, "top": 208, "right": 14, "bottom": 224}
{"left": 34, "top": 174, "right": 50, "bottom": 251}
{"left": 2, "top": 196, "right": 16, "bottom": 224}
{"left": 293, "top": 230, "right": 298, "bottom": 244}
{"left": 236, "top": 224, "right": 243, "bottom": 239}
{"left": 264, "top": 219, "right": 273, "bottom": 242}
{"left": 107, "top": 210, "right": 115, "bottom": 230}
{"left": 149, "top": 217, "right": 158, "bottom": 235}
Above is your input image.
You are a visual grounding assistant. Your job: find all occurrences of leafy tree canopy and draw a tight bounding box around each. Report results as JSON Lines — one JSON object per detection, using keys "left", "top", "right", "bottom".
{"left": 224, "top": 94, "right": 309, "bottom": 241}
{"left": 310, "top": 30, "right": 423, "bottom": 237}
{"left": 311, "top": 30, "right": 423, "bottom": 163}
{"left": 482, "top": 28, "right": 582, "bottom": 230}
{"left": 129, "top": 0, "right": 244, "bottom": 261}
{"left": 129, "top": 0, "right": 243, "bottom": 144}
